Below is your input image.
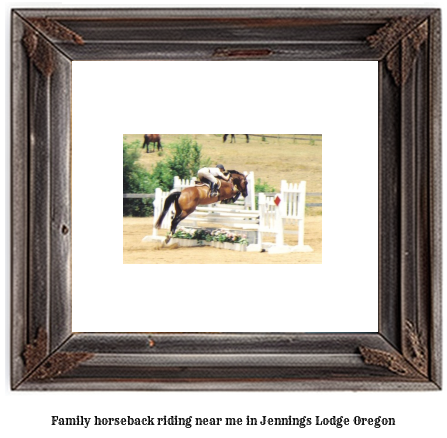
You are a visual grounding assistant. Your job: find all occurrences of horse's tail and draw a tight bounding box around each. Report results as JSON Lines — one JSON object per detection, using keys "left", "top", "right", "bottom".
{"left": 155, "top": 191, "right": 181, "bottom": 229}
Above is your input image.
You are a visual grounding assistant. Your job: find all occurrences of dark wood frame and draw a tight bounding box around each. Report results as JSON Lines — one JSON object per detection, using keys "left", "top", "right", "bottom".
{"left": 11, "top": 8, "right": 441, "bottom": 390}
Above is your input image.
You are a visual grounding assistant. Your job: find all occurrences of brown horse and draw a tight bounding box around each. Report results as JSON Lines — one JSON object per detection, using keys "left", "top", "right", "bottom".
{"left": 142, "top": 134, "right": 162, "bottom": 153}
{"left": 223, "top": 134, "right": 249, "bottom": 143}
{"left": 155, "top": 170, "right": 249, "bottom": 243}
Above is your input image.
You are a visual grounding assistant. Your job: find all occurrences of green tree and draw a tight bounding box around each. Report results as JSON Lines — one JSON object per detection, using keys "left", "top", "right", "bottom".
{"left": 123, "top": 140, "right": 156, "bottom": 216}
{"left": 123, "top": 136, "right": 213, "bottom": 216}
{"left": 151, "top": 137, "right": 211, "bottom": 191}
{"left": 166, "top": 137, "right": 211, "bottom": 180}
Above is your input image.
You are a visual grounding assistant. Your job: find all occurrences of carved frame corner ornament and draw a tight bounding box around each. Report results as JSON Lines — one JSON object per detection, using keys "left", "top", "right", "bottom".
{"left": 367, "top": 17, "right": 429, "bottom": 86}
{"left": 23, "top": 327, "right": 49, "bottom": 373}
{"left": 404, "top": 320, "right": 429, "bottom": 377}
{"left": 359, "top": 320, "right": 428, "bottom": 379}
{"left": 23, "top": 329, "right": 94, "bottom": 381}
{"left": 11, "top": 8, "right": 441, "bottom": 390}
{"left": 22, "top": 17, "right": 84, "bottom": 76}
{"left": 359, "top": 346, "right": 423, "bottom": 379}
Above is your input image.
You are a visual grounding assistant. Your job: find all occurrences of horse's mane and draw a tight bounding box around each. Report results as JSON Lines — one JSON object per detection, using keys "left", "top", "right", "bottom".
{"left": 218, "top": 170, "right": 246, "bottom": 183}
{"left": 226, "top": 170, "right": 244, "bottom": 177}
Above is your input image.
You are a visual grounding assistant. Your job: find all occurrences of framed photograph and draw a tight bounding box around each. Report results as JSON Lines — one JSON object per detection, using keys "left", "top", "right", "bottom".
{"left": 11, "top": 8, "right": 441, "bottom": 390}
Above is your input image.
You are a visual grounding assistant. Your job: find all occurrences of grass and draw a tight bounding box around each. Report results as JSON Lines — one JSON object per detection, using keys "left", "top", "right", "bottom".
{"left": 124, "top": 134, "right": 322, "bottom": 197}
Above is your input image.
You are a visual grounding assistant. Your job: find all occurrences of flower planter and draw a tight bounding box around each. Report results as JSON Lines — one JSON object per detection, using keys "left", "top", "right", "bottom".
{"left": 170, "top": 238, "right": 208, "bottom": 247}
{"left": 170, "top": 228, "right": 249, "bottom": 251}
{"left": 233, "top": 243, "right": 247, "bottom": 252}
{"left": 171, "top": 238, "right": 248, "bottom": 251}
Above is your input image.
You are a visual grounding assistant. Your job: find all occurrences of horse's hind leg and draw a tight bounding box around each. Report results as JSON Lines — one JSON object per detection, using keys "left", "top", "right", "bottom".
{"left": 165, "top": 199, "right": 189, "bottom": 243}
{"left": 166, "top": 211, "right": 190, "bottom": 244}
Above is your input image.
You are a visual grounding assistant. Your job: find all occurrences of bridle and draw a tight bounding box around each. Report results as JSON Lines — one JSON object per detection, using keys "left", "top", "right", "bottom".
{"left": 228, "top": 172, "right": 248, "bottom": 197}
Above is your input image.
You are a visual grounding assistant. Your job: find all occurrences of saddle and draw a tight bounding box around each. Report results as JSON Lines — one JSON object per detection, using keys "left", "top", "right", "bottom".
{"left": 196, "top": 178, "right": 237, "bottom": 198}
{"left": 196, "top": 179, "right": 222, "bottom": 190}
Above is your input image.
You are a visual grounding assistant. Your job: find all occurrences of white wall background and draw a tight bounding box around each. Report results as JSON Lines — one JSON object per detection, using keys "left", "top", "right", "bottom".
{"left": 2, "top": 2, "right": 445, "bottom": 438}
{"left": 72, "top": 60, "right": 378, "bottom": 333}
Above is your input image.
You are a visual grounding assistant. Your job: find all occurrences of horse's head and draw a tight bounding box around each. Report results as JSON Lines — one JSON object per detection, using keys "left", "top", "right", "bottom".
{"left": 228, "top": 170, "right": 249, "bottom": 198}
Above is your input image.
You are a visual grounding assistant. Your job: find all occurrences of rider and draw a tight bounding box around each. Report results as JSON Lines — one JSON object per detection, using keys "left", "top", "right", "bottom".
{"left": 197, "top": 164, "right": 230, "bottom": 197}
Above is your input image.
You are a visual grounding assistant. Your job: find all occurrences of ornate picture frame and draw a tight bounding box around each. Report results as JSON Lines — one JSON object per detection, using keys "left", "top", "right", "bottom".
{"left": 11, "top": 8, "right": 441, "bottom": 390}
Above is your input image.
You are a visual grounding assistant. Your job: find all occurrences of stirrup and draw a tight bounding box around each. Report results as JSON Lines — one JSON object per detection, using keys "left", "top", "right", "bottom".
{"left": 210, "top": 183, "right": 218, "bottom": 197}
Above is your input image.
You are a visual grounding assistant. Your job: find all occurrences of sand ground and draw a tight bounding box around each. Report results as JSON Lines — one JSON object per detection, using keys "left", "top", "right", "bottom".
{"left": 123, "top": 216, "right": 322, "bottom": 264}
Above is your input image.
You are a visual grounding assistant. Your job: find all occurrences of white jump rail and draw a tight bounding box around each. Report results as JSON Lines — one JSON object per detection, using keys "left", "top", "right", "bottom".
{"left": 146, "top": 173, "right": 312, "bottom": 253}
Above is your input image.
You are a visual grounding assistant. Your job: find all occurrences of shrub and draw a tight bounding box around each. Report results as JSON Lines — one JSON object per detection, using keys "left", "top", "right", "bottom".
{"left": 254, "top": 179, "right": 277, "bottom": 209}
{"left": 255, "top": 178, "right": 276, "bottom": 194}
{"left": 149, "top": 160, "right": 174, "bottom": 192}
{"left": 123, "top": 140, "right": 156, "bottom": 216}
{"left": 150, "top": 137, "right": 212, "bottom": 192}
{"left": 166, "top": 137, "right": 211, "bottom": 181}
{"left": 123, "top": 136, "right": 213, "bottom": 216}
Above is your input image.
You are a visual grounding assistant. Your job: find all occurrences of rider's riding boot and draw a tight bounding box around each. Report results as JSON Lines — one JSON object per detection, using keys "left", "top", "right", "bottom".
{"left": 211, "top": 183, "right": 218, "bottom": 197}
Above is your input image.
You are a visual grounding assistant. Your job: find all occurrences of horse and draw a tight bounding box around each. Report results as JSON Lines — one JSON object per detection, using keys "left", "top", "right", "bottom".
{"left": 155, "top": 170, "right": 249, "bottom": 244}
{"left": 223, "top": 134, "right": 249, "bottom": 143}
{"left": 142, "top": 134, "right": 162, "bottom": 153}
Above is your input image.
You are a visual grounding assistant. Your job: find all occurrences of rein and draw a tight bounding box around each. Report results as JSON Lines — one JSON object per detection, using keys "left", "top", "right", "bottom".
{"left": 227, "top": 172, "right": 239, "bottom": 193}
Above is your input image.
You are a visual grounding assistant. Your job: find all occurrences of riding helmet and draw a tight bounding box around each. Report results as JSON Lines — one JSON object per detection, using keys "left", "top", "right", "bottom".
{"left": 216, "top": 164, "right": 225, "bottom": 171}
